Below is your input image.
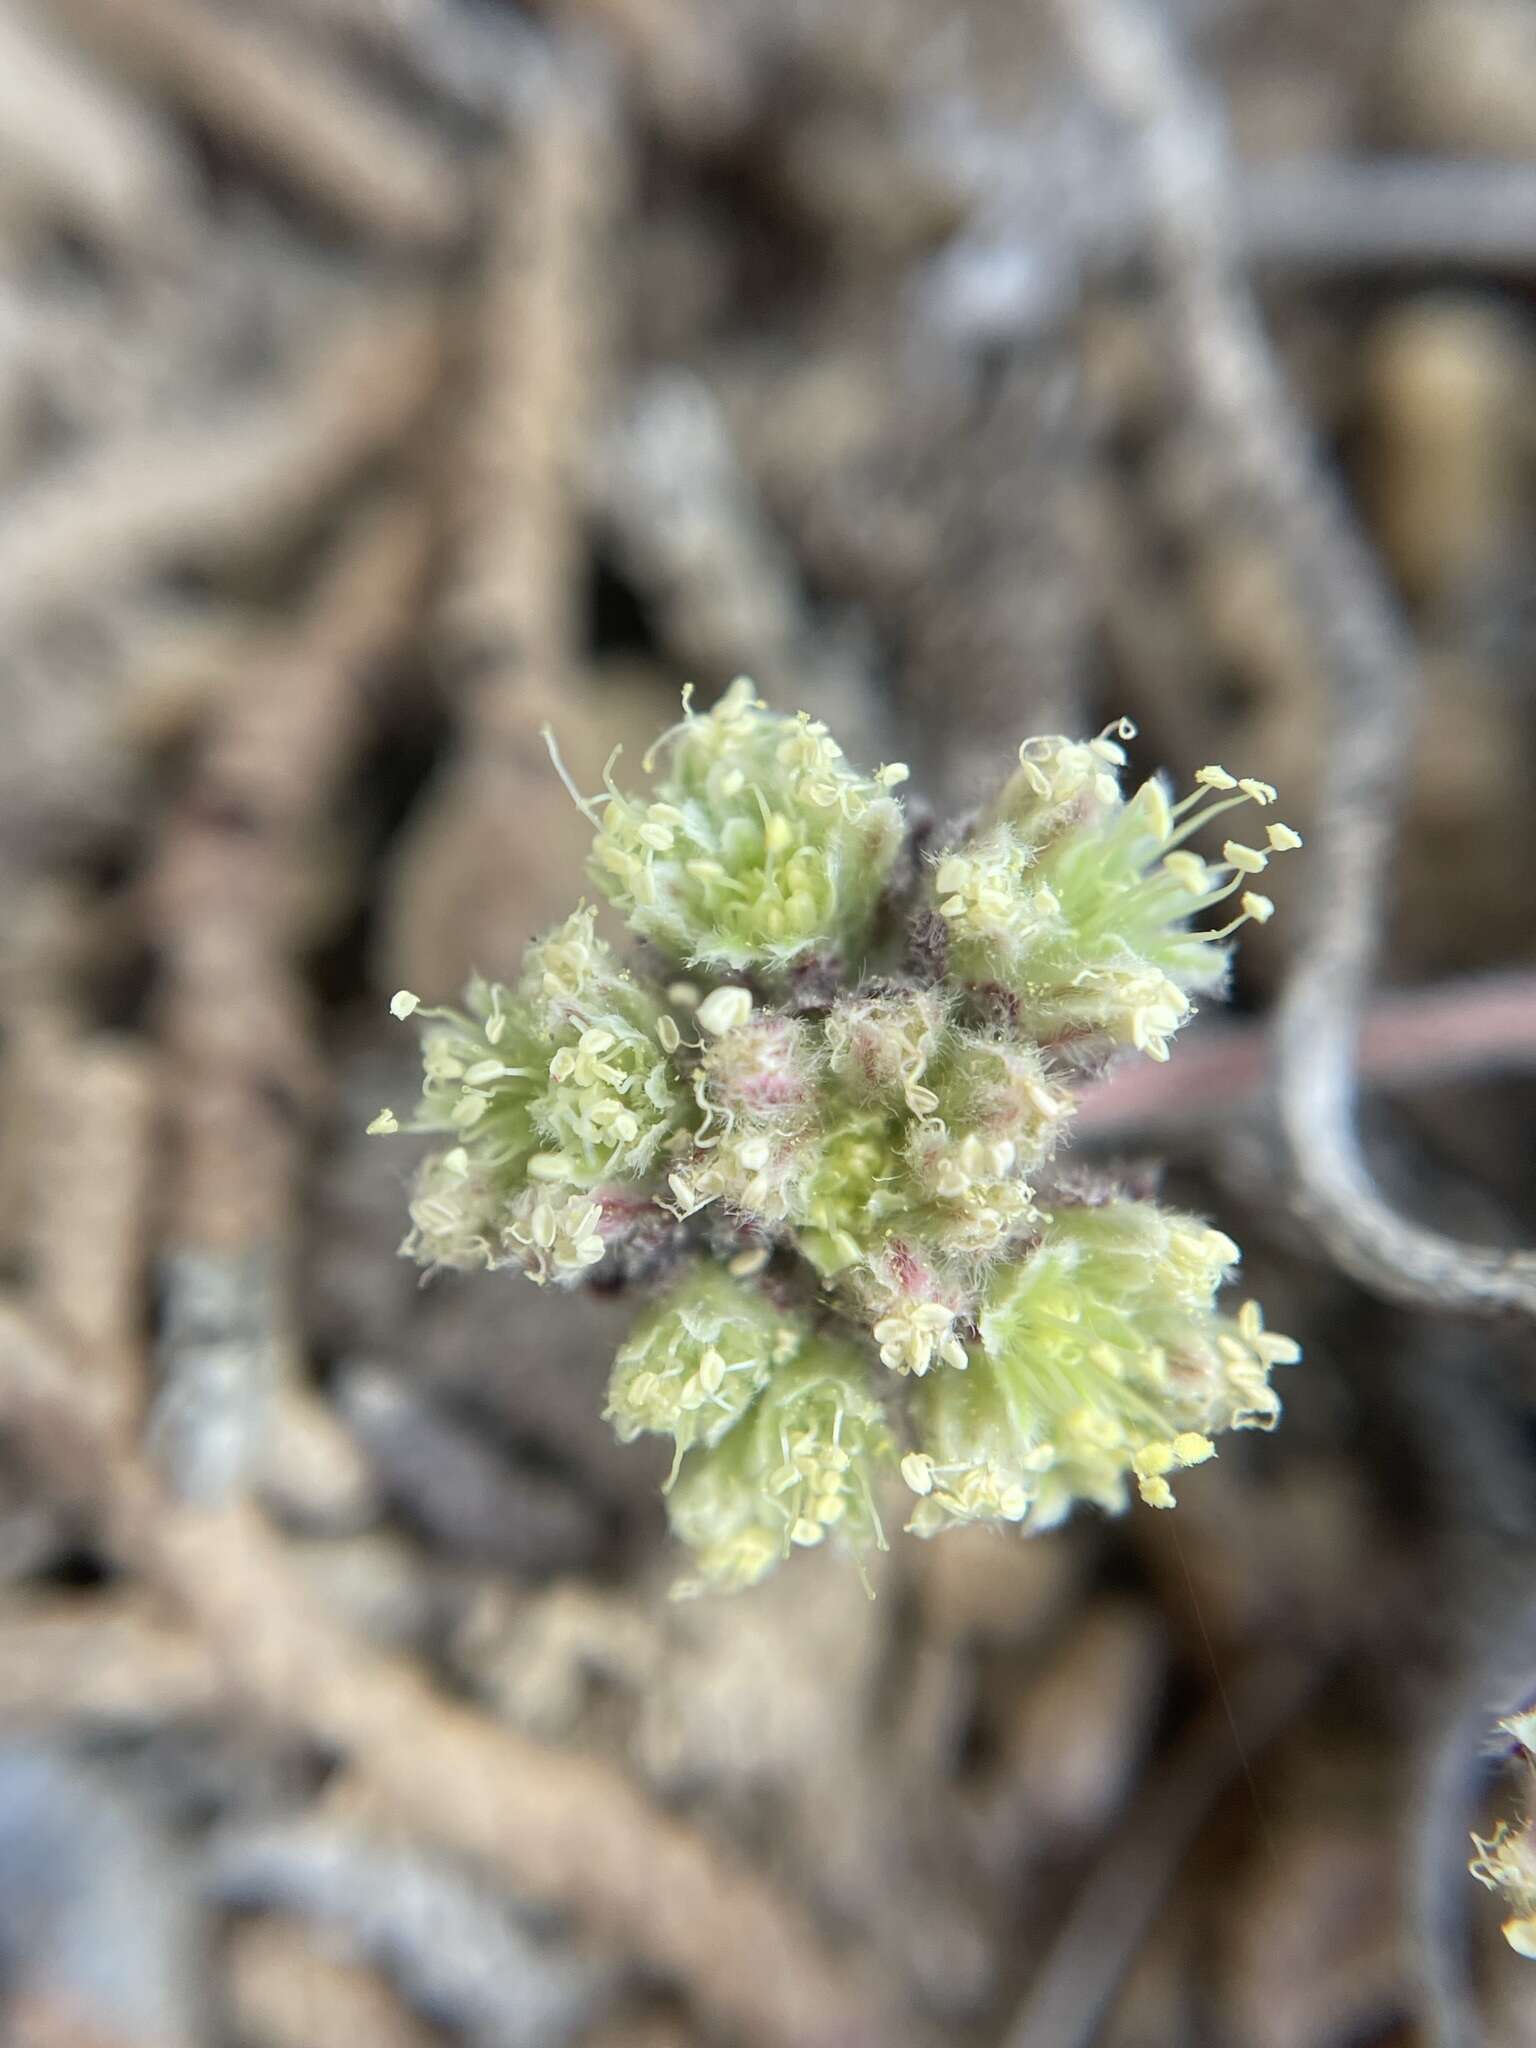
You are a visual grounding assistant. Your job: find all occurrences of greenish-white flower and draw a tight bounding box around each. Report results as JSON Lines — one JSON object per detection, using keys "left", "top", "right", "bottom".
{"left": 903, "top": 1200, "right": 1296, "bottom": 1536}
{"left": 931, "top": 728, "right": 1301, "bottom": 1061}
{"left": 606, "top": 1264, "right": 807, "bottom": 1472}
{"left": 667, "top": 1345, "right": 896, "bottom": 1593}
{"left": 570, "top": 679, "right": 909, "bottom": 974}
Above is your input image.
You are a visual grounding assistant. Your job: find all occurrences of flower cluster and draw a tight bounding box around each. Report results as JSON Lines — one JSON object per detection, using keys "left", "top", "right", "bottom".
{"left": 902, "top": 1202, "right": 1292, "bottom": 1535}
{"left": 375, "top": 682, "right": 1301, "bottom": 1592}
{"left": 1471, "top": 1710, "right": 1536, "bottom": 1960}
{"left": 935, "top": 729, "right": 1301, "bottom": 1062}
{"left": 555, "top": 677, "right": 908, "bottom": 974}
{"left": 383, "top": 907, "right": 687, "bottom": 1285}
{"left": 606, "top": 1265, "right": 805, "bottom": 1474}
{"left": 665, "top": 1344, "right": 897, "bottom": 1594}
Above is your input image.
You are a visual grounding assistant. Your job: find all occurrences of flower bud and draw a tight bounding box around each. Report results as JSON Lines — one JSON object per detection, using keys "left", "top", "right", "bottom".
{"left": 409, "top": 979, "right": 543, "bottom": 1174}
{"left": 583, "top": 680, "right": 907, "bottom": 974}
{"left": 791, "top": 1111, "right": 908, "bottom": 1275}
{"left": 700, "top": 1011, "right": 820, "bottom": 1128}
{"left": 871, "top": 1296, "right": 970, "bottom": 1377}
{"left": 930, "top": 829, "right": 1056, "bottom": 965}
{"left": 672, "top": 1009, "right": 825, "bottom": 1223}
{"left": 666, "top": 1343, "right": 896, "bottom": 1593}
{"left": 902, "top": 1355, "right": 1044, "bottom": 1537}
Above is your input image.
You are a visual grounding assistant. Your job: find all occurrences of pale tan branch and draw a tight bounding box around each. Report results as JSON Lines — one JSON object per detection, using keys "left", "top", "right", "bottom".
{"left": 43, "top": 0, "right": 467, "bottom": 245}
{"left": 0, "top": 1304, "right": 895, "bottom": 2048}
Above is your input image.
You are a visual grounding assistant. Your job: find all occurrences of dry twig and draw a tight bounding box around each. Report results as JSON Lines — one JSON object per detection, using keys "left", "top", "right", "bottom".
{"left": 1004, "top": 1659, "right": 1315, "bottom": 2048}
{"left": 1052, "top": 0, "right": 1536, "bottom": 1318}
{"left": 594, "top": 370, "right": 888, "bottom": 766}
{"left": 535, "top": 0, "right": 752, "bottom": 147}
{"left": 0, "top": 0, "right": 195, "bottom": 248}
{"left": 24, "top": 1030, "right": 158, "bottom": 1429}
{"left": 0, "top": 1303, "right": 898, "bottom": 2048}
{"left": 384, "top": 62, "right": 624, "bottom": 991}
{"left": 1074, "top": 970, "right": 1536, "bottom": 1147}
{"left": 45, "top": 0, "right": 468, "bottom": 245}
{"left": 210, "top": 1811, "right": 604, "bottom": 2046}
{"left": 0, "top": 1593, "right": 223, "bottom": 1729}
{"left": 1240, "top": 158, "right": 1536, "bottom": 277}
{"left": 222, "top": 1916, "right": 438, "bottom": 2048}
{"left": 147, "top": 500, "right": 430, "bottom": 1504}
{"left": 0, "top": 298, "right": 441, "bottom": 637}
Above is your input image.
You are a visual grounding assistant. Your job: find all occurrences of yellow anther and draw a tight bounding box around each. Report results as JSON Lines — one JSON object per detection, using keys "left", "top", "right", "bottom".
{"left": 527, "top": 1151, "right": 573, "bottom": 1181}
{"left": 1138, "top": 779, "right": 1173, "bottom": 840}
{"left": 900, "top": 1452, "right": 936, "bottom": 1495}
{"left": 1222, "top": 840, "right": 1268, "bottom": 874}
{"left": 1163, "top": 850, "right": 1210, "bottom": 894}
{"left": 696, "top": 986, "right": 754, "bottom": 1036}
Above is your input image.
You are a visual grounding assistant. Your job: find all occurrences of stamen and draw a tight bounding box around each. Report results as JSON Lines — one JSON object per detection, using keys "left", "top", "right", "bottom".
{"left": 641, "top": 682, "right": 698, "bottom": 773}
{"left": 540, "top": 724, "right": 607, "bottom": 823}
{"left": 1164, "top": 790, "right": 1256, "bottom": 846}
{"left": 1208, "top": 890, "right": 1274, "bottom": 940}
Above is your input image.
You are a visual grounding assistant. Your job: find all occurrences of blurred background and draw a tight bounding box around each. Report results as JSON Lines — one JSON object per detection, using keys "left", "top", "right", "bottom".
{"left": 0, "top": 0, "right": 1533, "bottom": 2043}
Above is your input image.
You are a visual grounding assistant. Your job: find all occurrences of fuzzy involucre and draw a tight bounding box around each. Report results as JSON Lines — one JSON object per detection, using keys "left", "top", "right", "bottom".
{"left": 373, "top": 679, "right": 1302, "bottom": 1594}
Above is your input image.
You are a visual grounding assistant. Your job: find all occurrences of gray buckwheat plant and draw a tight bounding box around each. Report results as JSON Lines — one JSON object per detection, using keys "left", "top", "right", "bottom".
{"left": 372, "top": 680, "right": 1302, "bottom": 1594}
